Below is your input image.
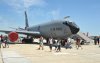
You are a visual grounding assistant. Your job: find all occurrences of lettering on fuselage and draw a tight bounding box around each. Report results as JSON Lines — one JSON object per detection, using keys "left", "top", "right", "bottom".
{"left": 50, "top": 27, "right": 62, "bottom": 31}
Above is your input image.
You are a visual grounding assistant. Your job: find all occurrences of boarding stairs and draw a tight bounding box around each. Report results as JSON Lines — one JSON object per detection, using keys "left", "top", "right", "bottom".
{"left": 71, "top": 31, "right": 93, "bottom": 44}
{"left": 77, "top": 32, "right": 93, "bottom": 43}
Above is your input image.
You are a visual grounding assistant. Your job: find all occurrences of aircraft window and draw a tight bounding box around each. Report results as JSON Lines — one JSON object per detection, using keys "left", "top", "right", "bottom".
{"left": 63, "top": 21, "right": 79, "bottom": 28}
{"left": 63, "top": 21, "right": 69, "bottom": 25}
{"left": 69, "top": 22, "right": 79, "bottom": 28}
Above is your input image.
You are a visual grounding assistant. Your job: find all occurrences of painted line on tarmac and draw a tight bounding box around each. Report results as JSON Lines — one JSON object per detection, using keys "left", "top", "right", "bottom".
{"left": 53, "top": 52, "right": 78, "bottom": 56}
{"left": 53, "top": 52, "right": 69, "bottom": 55}
{"left": 1, "top": 51, "right": 32, "bottom": 63}
{"left": 53, "top": 52, "right": 77, "bottom": 55}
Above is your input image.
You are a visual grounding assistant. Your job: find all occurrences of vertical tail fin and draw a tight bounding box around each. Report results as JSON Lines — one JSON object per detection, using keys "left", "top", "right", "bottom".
{"left": 25, "top": 11, "right": 29, "bottom": 30}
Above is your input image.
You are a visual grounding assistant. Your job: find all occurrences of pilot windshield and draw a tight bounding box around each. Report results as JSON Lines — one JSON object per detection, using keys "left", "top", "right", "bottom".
{"left": 63, "top": 21, "right": 79, "bottom": 28}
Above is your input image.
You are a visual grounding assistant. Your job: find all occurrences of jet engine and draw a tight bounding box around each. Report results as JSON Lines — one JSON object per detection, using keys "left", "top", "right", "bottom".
{"left": 8, "top": 32, "right": 19, "bottom": 42}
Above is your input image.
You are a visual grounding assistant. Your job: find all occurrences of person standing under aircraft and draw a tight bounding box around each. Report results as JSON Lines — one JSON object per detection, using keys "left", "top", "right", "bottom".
{"left": 0, "top": 35, "right": 2, "bottom": 48}
{"left": 38, "top": 36, "right": 44, "bottom": 50}
{"left": 65, "top": 38, "right": 72, "bottom": 49}
{"left": 97, "top": 36, "right": 99, "bottom": 45}
{"left": 49, "top": 37, "right": 53, "bottom": 52}
{"left": 57, "top": 40, "right": 61, "bottom": 52}
{"left": 0, "top": 35, "right": 4, "bottom": 48}
{"left": 54, "top": 40, "right": 58, "bottom": 51}
{"left": 94, "top": 36, "right": 97, "bottom": 45}
{"left": 4, "top": 35, "right": 9, "bottom": 48}
{"left": 76, "top": 37, "right": 82, "bottom": 50}
{"left": 0, "top": 41, "right": 1, "bottom": 48}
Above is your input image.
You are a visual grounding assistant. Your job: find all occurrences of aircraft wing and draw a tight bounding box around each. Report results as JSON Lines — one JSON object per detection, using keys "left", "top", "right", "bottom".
{"left": 0, "top": 30, "right": 40, "bottom": 36}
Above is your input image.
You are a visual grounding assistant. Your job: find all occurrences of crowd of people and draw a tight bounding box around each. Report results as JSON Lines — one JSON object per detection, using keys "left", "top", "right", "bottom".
{"left": 0, "top": 35, "right": 85, "bottom": 52}
{"left": 0, "top": 34, "right": 100, "bottom": 52}
{"left": 37, "top": 36, "right": 86, "bottom": 52}
{"left": 37, "top": 36, "right": 62, "bottom": 52}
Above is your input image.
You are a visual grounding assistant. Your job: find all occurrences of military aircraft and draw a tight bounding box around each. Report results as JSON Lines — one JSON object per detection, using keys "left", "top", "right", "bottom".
{"left": 0, "top": 11, "right": 79, "bottom": 42}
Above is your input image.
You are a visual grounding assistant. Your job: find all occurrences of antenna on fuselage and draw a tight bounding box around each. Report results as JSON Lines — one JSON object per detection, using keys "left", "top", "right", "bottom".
{"left": 64, "top": 16, "right": 73, "bottom": 22}
{"left": 25, "top": 11, "right": 29, "bottom": 30}
{"left": 64, "top": 16, "right": 70, "bottom": 19}
{"left": 64, "top": 16, "right": 70, "bottom": 20}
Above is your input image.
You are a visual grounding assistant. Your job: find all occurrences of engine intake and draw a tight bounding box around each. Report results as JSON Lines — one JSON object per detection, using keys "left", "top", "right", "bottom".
{"left": 8, "top": 32, "right": 19, "bottom": 42}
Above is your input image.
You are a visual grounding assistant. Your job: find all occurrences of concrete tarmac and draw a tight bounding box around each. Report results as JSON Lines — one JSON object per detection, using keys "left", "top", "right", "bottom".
{"left": 0, "top": 44, "right": 100, "bottom": 63}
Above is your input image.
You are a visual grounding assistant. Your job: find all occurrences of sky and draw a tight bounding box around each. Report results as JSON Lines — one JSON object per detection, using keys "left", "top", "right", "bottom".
{"left": 0, "top": 0, "right": 100, "bottom": 36}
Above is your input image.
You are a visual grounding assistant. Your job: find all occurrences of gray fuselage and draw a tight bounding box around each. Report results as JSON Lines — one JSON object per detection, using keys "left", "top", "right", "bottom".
{"left": 28, "top": 20, "right": 79, "bottom": 39}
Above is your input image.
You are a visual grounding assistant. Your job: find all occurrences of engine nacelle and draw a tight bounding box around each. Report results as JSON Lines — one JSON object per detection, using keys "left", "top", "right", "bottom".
{"left": 8, "top": 32, "right": 19, "bottom": 42}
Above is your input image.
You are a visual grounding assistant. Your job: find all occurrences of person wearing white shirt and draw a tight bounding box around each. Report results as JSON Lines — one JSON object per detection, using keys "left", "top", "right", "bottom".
{"left": 54, "top": 40, "right": 58, "bottom": 51}
{"left": 49, "top": 38, "right": 53, "bottom": 52}
{"left": 57, "top": 40, "right": 61, "bottom": 52}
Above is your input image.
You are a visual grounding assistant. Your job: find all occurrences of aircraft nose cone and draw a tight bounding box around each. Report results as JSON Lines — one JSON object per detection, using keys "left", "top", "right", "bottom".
{"left": 63, "top": 21, "right": 80, "bottom": 34}
{"left": 68, "top": 22, "right": 80, "bottom": 34}
{"left": 71, "top": 27, "right": 80, "bottom": 34}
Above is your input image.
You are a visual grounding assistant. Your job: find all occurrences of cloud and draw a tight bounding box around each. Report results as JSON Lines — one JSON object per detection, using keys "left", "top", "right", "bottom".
{"left": 23, "top": 0, "right": 46, "bottom": 8}
{"left": 2, "top": 0, "right": 47, "bottom": 12}
{"left": 48, "top": 9, "right": 61, "bottom": 19}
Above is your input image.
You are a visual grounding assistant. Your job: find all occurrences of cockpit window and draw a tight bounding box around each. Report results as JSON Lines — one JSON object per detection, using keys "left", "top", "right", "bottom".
{"left": 69, "top": 22, "right": 79, "bottom": 28}
{"left": 63, "top": 21, "right": 79, "bottom": 28}
{"left": 63, "top": 21, "right": 79, "bottom": 34}
{"left": 63, "top": 21, "right": 69, "bottom": 25}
